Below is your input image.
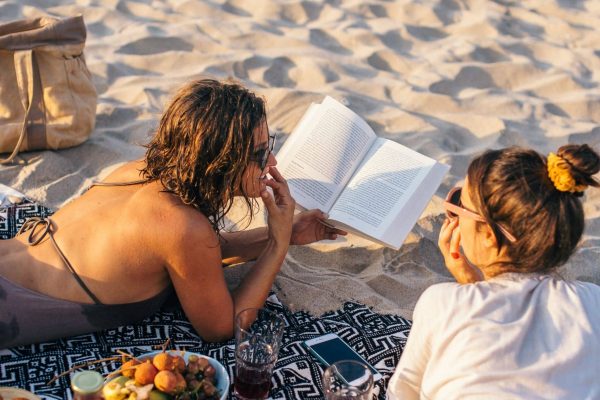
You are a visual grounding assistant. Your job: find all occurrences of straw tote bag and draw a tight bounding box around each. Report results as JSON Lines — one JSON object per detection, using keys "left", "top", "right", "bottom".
{"left": 0, "top": 15, "right": 97, "bottom": 164}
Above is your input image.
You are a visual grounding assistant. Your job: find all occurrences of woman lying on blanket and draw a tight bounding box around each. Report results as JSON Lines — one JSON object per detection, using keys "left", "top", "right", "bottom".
{"left": 0, "top": 78, "right": 346, "bottom": 348}
{"left": 387, "top": 144, "right": 600, "bottom": 399}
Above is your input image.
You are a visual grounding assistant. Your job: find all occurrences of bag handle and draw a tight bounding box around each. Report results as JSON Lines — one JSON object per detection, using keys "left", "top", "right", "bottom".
{"left": 0, "top": 49, "right": 45, "bottom": 165}
{"left": 1, "top": 50, "right": 32, "bottom": 164}
{"left": 0, "top": 123, "right": 27, "bottom": 164}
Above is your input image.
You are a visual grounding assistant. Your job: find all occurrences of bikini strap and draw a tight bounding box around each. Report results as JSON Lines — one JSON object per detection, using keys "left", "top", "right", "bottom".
{"left": 88, "top": 179, "right": 148, "bottom": 189}
{"left": 17, "top": 217, "right": 102, "bottom": 305}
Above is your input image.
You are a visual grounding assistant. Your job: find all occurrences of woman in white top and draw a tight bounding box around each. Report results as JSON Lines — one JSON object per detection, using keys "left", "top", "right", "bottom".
{"left": 387, "top": 144, "right": 600, "bottom": 399}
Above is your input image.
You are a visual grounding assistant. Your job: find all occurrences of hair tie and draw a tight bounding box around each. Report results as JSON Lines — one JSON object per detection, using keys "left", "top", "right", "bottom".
{"left": 547, "top": 152, "right": 587, "bottom": 193}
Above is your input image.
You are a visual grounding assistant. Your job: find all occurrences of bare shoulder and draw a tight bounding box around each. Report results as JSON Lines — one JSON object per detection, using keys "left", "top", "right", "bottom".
{"left": 147, "top": 193, "right": 221, "bottom": 265}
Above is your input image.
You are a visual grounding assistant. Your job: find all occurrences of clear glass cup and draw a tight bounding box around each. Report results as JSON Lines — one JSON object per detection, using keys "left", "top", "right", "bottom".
{"left": 234, "top": 308, "right": 285, "bottom": 400}
{"left": 323, "top": 360, "right": 374, "bottom": 400}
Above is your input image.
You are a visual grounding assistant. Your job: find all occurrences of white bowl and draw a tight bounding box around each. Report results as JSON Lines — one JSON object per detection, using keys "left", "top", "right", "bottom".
{"left": 138, "top": 350, "right": 230, "bottom": 400}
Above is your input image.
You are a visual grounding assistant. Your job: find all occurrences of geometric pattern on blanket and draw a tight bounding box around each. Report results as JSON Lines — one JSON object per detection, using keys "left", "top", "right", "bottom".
{"left": 0, "top": 295, "right": 412, "bottom": 399}
{"left": 0, "top": 200, "right": 55, "bottom": 239}
{"left": 0, "top": 202, "right": 412, "bottom": 400}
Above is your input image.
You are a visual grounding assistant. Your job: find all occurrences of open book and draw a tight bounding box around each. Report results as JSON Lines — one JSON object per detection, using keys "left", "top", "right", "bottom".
{"left": 276, "top": 96, "right": 449, "bottom": 250}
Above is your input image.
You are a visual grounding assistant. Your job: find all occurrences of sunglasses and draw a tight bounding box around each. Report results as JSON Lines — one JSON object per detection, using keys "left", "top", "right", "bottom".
{"left": 251, "top": 134, "right": 276, "bottom": 170}
{"left": 443, "top": 186, "right": 517, "bottom": 242}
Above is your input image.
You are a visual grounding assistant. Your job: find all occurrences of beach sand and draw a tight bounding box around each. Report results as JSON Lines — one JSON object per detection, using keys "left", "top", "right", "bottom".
{"left": 1, "top": 0, "right": 599, "bottom": 320}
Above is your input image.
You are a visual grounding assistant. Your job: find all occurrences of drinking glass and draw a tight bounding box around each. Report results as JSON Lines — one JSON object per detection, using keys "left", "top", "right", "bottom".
{"left": 323, "top": 360, "right": 374, "bottom": 400}
{"left": 234, "top": 308, "right": 285, "bottom": 400}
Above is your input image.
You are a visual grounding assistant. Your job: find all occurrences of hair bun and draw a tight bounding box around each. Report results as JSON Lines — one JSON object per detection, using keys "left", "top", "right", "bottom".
{"left": 550, "top": 144, "right": 600, "bottom": 192}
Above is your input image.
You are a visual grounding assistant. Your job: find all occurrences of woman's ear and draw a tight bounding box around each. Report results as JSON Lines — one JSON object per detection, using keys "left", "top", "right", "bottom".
{"left": 483, "top": 224, "right": 499, "bottom": 249}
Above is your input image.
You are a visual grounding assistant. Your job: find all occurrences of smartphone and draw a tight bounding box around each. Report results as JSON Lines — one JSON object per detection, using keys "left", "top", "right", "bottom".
{"left": 303, "top": 333, "right": 383, "bottom": 381}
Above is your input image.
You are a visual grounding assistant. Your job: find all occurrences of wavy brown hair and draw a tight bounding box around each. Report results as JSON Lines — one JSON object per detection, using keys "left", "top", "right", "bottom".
{"left": 467, "top": 144, "right": 600, "bottom": 275}
{"left": 141, "top": 79, "right": 267, "bottom": 233}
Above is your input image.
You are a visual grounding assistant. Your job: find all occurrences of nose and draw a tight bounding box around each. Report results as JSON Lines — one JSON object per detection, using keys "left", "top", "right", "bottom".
{"left": 268, "top": 152, "right": 277, "bottom": 168}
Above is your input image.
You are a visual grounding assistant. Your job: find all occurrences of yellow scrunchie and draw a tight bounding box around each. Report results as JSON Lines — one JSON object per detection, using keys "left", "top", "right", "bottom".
{"left": 547, "top": 152, "right": 587, "bottom": 193}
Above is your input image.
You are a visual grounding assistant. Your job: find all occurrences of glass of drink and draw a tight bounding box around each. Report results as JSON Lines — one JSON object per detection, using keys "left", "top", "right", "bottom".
{"left": 234, "top": 308, "right": 285, "bottom": 400}
{"left": 322, "top": 360, "right": 374, "bottom": 400}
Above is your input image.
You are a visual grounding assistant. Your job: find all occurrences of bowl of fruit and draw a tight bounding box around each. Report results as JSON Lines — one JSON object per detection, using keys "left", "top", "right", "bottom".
{"left": 103, "top": 350, "right": 229, "bottom": 400}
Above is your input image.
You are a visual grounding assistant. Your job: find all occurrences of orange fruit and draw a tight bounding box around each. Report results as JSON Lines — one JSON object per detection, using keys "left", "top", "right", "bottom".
{"left": 154, "top": 370, "right": 177, "bottom": 394}
{"left": 121, "top": 359, "right": 141, "bottom": 378}
{"left": 152, "top": 352, "right": 175, "bottom": 371}
{"left": 135, "top": 360, "right": 159, "bottom": 385}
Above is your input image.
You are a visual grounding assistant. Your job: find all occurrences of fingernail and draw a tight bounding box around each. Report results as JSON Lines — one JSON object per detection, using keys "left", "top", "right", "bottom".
{"left": 451, "top": 252, "right": 460, "bottom": 259}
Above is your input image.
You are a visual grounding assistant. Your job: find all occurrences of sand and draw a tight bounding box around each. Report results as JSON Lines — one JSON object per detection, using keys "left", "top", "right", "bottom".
{"left": 1, "top": 0, "right": 599, "bottom": 320}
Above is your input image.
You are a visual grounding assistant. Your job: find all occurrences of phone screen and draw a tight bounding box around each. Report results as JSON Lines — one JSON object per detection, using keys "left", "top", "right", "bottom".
{"left": 305, "top": 335, "right": 381, "bottom": 379}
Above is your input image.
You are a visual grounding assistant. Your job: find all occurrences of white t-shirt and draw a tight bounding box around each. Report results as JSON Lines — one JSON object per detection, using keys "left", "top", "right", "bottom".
{"left": 387, "top": 273, "right": 600, "bottom": 400}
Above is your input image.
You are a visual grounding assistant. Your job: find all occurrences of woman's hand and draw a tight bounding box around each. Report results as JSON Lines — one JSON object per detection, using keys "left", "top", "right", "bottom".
{"left": 261, "top": 167, "right": 295, "bottom": 246}
{"left": 438, "top": 218, "right": 483, "bottom": 283}
{"left": 290, "top": 210, "right": 348, "bottom": 245}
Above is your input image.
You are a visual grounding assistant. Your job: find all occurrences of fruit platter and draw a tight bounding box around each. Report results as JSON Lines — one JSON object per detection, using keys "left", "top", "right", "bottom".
{"left": 102, "top": 350, "right": 229, "bottom": 400}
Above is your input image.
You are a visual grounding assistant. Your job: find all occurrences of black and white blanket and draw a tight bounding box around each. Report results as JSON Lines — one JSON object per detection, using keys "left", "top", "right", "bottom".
{"left": 0, "top": 202, "right": 411, "bottom": 399}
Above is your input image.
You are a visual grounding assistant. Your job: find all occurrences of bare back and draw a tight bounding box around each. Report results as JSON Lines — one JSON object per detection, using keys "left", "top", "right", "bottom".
{"left": 0, "top": 160, "right": 212, "bottom": 304}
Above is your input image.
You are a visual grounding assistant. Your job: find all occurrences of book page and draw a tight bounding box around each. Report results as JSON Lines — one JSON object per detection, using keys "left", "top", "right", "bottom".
{"left": 276, "top": 98, "right": 376, "bottom": 212}
{"left": 328, "top": 138, "right": 438, "bottom": 244}
{"left": 377, "top": 160, "right": 449, "bottom": 249}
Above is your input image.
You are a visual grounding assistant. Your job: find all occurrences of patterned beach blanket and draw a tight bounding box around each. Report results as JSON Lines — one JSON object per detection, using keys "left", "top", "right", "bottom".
{"left": 0, "top": 201, "right": 411, "bottom": 399}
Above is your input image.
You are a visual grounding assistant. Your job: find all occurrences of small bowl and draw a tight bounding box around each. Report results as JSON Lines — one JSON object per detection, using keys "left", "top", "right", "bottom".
{"left": 137, "top": 350, "right": 229, "bottom": 400}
